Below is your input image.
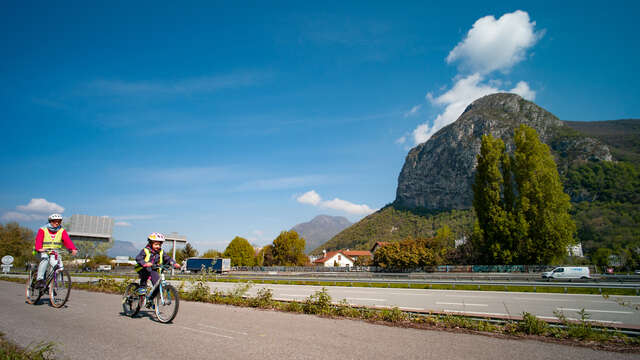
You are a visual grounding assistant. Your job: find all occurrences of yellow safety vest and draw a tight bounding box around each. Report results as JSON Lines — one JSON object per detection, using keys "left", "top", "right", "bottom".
{"left": 135, "top": 248, "right": 163, "bottom": 272}
{"left": 41, "top": 227, "right": 64, "bottom": 250}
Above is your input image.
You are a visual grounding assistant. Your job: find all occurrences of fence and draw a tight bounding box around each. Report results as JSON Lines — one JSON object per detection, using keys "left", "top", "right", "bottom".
{"left": 232, "top": 265, "right": 564, "bottom": 273}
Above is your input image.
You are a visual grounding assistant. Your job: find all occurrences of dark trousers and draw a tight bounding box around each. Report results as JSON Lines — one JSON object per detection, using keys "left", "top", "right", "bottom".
{"left": 137, "top": 268, "right": 160, "bottom": 296}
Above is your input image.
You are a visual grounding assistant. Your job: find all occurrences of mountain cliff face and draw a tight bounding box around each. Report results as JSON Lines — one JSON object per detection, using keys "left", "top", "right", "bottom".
{"left": 291, "top": 215, "right": 352, "bottom": 254}
{"left": 395, "top": 93, "right": 612, "bottom": 211}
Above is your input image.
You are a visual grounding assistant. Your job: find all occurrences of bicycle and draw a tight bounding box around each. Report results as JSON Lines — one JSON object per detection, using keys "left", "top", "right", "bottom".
{"left": 25, "top": 250, "right": 72, "bottom": 308}
{"left": 122, "top": 264, "right": 179, "bottom": 323}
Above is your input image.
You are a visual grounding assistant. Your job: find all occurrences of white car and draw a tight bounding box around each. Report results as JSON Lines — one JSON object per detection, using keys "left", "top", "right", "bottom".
{"left": 542, "top": 266, "right": 590, "bottom": 280}
{"left": 97, "top": 264, "right": 112, "bottom": 272}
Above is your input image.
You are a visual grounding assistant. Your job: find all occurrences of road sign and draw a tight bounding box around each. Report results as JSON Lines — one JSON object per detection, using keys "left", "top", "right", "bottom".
{"left": 1, "top": 255, "right": 13, "bottom": 265}
{"left": 1, "top": 264, "right": 11, "bottom": 273}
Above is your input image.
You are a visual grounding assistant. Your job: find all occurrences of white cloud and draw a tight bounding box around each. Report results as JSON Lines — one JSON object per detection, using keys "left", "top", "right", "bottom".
{"left": 322, "top": 198, "right": 375, "bottom": 215}
{"left": 395, "top": 136, "right": 406, "bottom": 145}
{"left": 404, "top": 105, "right": 422, "bottom": 117}
{"left": 2, "top": 198, "right": 64, "bottom": 223}
{"left": 1, "top": 211, "right": 42, "bottom": 222}
{"left": 446, "top": 10, "right": 543, "bottom": 74}
{"left": 297, "top": 190, "right": 322, "bottom": 206}
{"left": 16, "top": 198, "right": 64, "bottom": 214}
{"left": 296, "top": 190, "right": 375, "bottom": 215}
{"left": 115, "top": 221, "right": 132, "bottom": 227}
{"left": 411, "top": 74, "right": 536, "bottom": 145}
{"left": 510, "top": 81, "right": 536, "bottom": 100}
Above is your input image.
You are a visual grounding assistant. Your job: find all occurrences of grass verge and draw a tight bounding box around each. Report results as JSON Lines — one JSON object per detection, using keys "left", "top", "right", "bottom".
{"left": 0, "top": 331, "right": 57, "bottom": 360}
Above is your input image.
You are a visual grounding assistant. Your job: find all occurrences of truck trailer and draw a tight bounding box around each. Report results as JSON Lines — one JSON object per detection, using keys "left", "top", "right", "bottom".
{"left": 185, "top": 257, "right": 231, "bottom": 273}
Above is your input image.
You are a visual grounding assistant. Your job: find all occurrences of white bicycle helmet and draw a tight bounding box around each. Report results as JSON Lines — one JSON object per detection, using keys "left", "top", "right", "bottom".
{"left": 147, "top": 232, "right": 165, "bottom": 242}
{"left": 48, "top": 213, "right": 63, "bottom": 221}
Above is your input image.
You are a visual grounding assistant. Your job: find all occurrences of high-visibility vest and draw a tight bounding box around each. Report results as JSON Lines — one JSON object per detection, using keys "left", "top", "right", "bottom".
{"left": 135, "top": 248, "right": 163, "bottom": 272}
{"left": 41, "top": 227, "right": 64, "bottom": 250}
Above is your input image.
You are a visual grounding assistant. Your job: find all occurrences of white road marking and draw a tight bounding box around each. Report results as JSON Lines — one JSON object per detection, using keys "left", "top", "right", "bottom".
{"left": 280, "top": 293, "right": 308, "bottom": 297}
{"left": 179, "top": 326, "right": 234, "bottom": 339}
{"left": 198, "top": 324, "right": 248, "bottom": 336}
{"left": 436, "top": 302, "right": 488, "bottom": 307}
{"left": 345, "top": 297, "right": 386, "bottom": 302}
{"left": 443, "top": 310, "right": 509, "bottom": 317}
{"left": 556, "top": 308, "right": 633, "bottom": 314}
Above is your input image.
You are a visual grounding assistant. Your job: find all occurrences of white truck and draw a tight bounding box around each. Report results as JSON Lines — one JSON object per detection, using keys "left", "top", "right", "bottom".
{"left": 541, "top": 266, "right": 590, "bottom": 280}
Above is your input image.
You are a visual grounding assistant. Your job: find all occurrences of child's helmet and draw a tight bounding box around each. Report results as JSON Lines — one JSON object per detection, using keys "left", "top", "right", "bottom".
{"left": 48, "top": 213, "right": 63, "bottom": 221}
{"left": 147, "top": 232, "right": 165, "bottom": 242}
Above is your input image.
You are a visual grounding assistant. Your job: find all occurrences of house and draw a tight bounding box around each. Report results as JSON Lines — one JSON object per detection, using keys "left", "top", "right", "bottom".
{"left": 313, "top": 250, "right": 354, "bottom": 267}
{"left": 342, "top": 250, "right": 372, "bottom": 264}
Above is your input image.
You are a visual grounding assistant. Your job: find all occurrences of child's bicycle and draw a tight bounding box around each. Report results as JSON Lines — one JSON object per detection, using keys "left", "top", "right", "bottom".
{"left": 122, "top": 264, "right": 180, "bottom": 323}
{"left": 25, "top": 250, "right": 72, "bottom": 307}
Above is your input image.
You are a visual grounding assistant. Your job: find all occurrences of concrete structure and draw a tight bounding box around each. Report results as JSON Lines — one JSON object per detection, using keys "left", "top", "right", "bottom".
{"left": 164, "top": 232, "right": 187, "bottom": 275}
{"left": 67, "top": 214, "right": 114, "bottom": 243}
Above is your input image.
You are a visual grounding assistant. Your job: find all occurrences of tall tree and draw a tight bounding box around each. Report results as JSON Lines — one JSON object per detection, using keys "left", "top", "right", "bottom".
{"left": 472, "top": 125, "right": 576, "bottom": 264}
{"left": 472, "top": 135, "right": 515, "bottom": 264}
{"left": 223, "top": 236, "right": 255, "bottom": 266}
{"left": 271, "top": 230, "right": 307, "bottom": 266}
{"left": 512, "top": 125, "right": 576, "bottom": 264}
{"left": 257, "top": 244, "right": 274, "bottom": 266}
{"left": 173, "top": 243, "right": 198, "bottom": 263}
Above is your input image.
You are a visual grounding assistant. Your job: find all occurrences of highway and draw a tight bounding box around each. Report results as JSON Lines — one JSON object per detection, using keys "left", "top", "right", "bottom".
{"left": 203, "top": 281, "right": 640, "bottom": 327}
{"left": 0, "top": 281, "right": 634, "bottom": 360}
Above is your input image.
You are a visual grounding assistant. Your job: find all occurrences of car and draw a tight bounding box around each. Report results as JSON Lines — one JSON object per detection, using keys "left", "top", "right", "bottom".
{"left": 97, "top": 264, "right": 112, "bottom": 272}
{"left": 541, "top": 266, "right": 590, "bottom": 280}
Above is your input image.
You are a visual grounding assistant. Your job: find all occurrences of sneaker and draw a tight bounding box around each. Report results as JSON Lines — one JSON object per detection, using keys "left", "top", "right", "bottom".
{"left": 136, "top": 287, "right": 147, "bottom": 295}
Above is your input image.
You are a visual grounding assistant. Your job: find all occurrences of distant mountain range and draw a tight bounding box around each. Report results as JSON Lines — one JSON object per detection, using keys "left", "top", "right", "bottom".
{"left": 314, "top": 93, "right": 640, "bottom": 257}
{"left": 291, "top": 215, "right": 352, "bottom": 254}
{"left": 107, "top": 240, "right": 139, "bottom": 258}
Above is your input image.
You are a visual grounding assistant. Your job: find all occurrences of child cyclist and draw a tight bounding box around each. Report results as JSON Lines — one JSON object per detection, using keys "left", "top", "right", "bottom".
{"left": 134, "top": 233, "right": 180, "bottom": 297}
{"left": 34, "top": 214, "right": 77, "bottom": 288}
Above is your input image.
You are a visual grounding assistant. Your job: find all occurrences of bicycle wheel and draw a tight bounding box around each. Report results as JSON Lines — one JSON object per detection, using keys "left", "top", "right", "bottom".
{"left": 25, "top": 269, "right": 42, "bottom": 305}
{"left": 49, "top": 269, "right": 71, "bottom": 308}
{"left": 122, "top": 283, "right": 141, "bottom": 317}
{"left": 154, "top": 284, "right": 179, "bottom": 323}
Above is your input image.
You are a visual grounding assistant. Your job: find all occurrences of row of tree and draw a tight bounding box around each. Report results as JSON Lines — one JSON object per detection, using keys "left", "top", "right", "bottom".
{"left": 172, "top": 230, "right": 309, "bottom": 267}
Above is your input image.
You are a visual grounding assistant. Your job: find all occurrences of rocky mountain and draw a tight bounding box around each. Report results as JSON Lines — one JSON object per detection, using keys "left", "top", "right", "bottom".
{"left": 318, "top": 93, "right": 639, "bottom": 256}
{"left": 107, "top": 240, "right": 139, "bottom": 258}
{"left": 395, "top": 93, "right": 611, "bottom": 211}
{"left": 291, "top": 215, "right": 352, "bottom": 254}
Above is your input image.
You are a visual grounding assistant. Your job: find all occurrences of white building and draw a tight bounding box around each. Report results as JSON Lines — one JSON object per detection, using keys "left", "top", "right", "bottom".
{"left": 312, "top": 250, "right": 354, "bottom": 267}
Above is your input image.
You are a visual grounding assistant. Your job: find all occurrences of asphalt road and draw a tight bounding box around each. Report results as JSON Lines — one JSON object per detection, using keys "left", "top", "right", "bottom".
{"left": 201, "top": 282, "right": 640, "bottom": 327}
{"left": 0, "top": 281, "right": 636, "bottom": 360}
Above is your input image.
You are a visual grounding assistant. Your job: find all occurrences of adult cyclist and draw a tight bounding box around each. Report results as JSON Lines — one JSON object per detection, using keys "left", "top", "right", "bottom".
{"left": 34, "top": 214, "right": 77, "bottom": 288}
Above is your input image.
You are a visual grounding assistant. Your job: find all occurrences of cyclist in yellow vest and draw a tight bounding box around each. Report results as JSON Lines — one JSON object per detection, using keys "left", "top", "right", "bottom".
{"left": 134, "top": 233, "right": 180, "bottom": 296}
{"left": 34, "top": 214, "right": 77, "bottom": 288}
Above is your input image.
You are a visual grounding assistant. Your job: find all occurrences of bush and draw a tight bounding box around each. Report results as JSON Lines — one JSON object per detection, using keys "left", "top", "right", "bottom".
{"left": 249, "top": 288, "right": 274, "bottom": 308}
{"left": 381, "top": 307, "right": 408, "bottom": 323}
{"left": 518, "top": 312, "right": 549, "bottom": 335}
{"left": 303, "top": 288, "right": 332, "bottom": 315}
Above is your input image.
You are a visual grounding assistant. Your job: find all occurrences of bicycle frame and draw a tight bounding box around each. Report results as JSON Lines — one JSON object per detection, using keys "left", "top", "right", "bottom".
{"left": 144, "top": 266, "right": 170, "bottom": 305}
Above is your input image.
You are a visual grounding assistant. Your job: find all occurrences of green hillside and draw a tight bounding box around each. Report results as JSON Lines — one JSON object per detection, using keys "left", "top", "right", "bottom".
{"left": 311, "top": 206, "right": 474, "bottom": 255}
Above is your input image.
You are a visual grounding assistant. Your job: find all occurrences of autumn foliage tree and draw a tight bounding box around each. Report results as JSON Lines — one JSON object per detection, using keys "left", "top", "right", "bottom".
{"left": 271, "top": 230, "right": 308, "bottom": 266}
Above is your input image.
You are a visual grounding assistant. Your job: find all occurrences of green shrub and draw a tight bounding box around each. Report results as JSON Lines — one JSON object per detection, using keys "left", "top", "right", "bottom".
{"left": 303, "top": 288, "right": 332, "bottom": 315}
{"left": 250, "top": 288, "right": 274, "bottom": 308}
{"left": 518, "top": 312, "right": 549, "bottom": 335}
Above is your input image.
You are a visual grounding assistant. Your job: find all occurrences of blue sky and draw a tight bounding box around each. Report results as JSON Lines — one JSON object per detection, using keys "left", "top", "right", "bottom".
{"left": 1, "top": 1, "right": 638, "bottom": 251}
